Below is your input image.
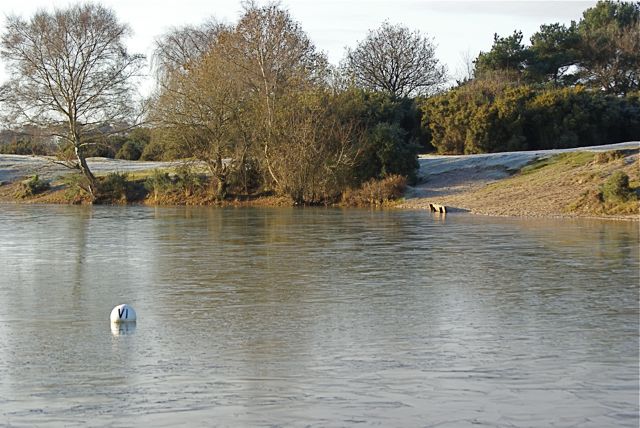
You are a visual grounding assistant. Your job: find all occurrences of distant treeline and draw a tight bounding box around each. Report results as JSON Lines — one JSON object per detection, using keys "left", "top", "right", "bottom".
{"left": 422, "top": 0, "right": 640, "bottom": 154}
{"left": 0, "top": 128, "right": 152, "bottom": 159}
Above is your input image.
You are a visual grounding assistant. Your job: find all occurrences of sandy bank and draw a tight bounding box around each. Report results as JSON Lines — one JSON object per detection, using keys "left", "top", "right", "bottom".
{"left": 400, "top": 141, "right": 640, "bottom": 219}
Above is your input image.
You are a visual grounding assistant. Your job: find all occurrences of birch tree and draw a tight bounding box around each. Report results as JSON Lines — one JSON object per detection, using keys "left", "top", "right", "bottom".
{"left": 0, "top": 3, "right": 145, "bottom": 198}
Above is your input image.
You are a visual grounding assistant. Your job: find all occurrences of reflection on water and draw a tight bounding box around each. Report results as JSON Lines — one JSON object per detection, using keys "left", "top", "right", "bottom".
{"left": 0, "top": 205, "right": 637, "bottom": 427}
{"left": 111, "top": 322, "right": 137, "bottom": 337}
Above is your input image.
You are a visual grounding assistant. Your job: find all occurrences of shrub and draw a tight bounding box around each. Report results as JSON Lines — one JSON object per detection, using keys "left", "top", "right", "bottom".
{"left": 144, "top": 165, "right": 209, "bottom": 203}
{"left": 334, "top": 89, "right": 423, "bottom": 182}
{"left": 601, "top": 171, "right": 636, "bottom": 203}
{"left": 93, "top": 172, "right": 133, "bottom": 203}
{"left": 366, "top": 122, "right": 420, "bottom": 183}
{"left": 342, "top": 174, "right": 407, "bottom": 206}
{"left": 144, "top": 169, "right": 173, "bottom": 202}
{"left": 115, "top": 141, "right": 143, "bottom": 160}
{"left": 594, "top": 150, "right": 624, "bottom": 164}
{"left": 174, "top": 165, "right": 206, "bottom": 197}
{"left": 0, "top": 140, "right": 56, "bottom": 155}
{"left": 15, "top": 174, "right": 50, "bottom": 198}
{"left": 421, "top": 84, "right": 640, "bottom": 154}
{"left": 61, "top": 173, "right": 92, "bottom": 203}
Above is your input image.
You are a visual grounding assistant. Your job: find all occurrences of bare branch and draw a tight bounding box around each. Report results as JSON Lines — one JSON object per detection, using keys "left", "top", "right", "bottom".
{"left": 342, "top": 22, "right": 447, "bottom": 97}
{"left": 0, "top": 3, "right": 146, "bottom": 198}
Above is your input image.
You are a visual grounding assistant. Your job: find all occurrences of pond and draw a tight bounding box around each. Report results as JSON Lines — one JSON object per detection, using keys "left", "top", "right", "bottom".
{"left": 0, "top": 205, "right": 637, "bottom": 427}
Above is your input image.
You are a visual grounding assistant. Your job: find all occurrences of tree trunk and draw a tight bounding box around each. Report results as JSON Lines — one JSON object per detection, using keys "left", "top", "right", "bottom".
{"left": 211, "top": 154, "right": 228, "bottom": 200}
{"left": 216, "top": 175, "right": 228, "bottom": 200}
{"left": 74, "top": 145, "right": 97, "bottom": 200}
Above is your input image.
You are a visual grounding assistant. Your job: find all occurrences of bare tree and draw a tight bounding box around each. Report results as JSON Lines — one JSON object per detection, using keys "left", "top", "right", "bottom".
{"left": 455, "top": 48, "right": 476, "bottom": 83}
{"left": 343, "top": 21, "right": 447, "bottom": 98}
{"left": 152, "top": 34, "right": 245, "bottom": 199}
{"left": 0, "top": 3, "right": 145, "bottom": 198}
{"left": 153, "top": 20, "right": 227, "bottom": 83}
{"left": 150, "top": 2, "right": 361, "bottom": 204}
{"left": 269, "top": 89, "right": 362, "bottom": 204}
{"left": 227, "top": 1, "right": 328, "bottom": 186}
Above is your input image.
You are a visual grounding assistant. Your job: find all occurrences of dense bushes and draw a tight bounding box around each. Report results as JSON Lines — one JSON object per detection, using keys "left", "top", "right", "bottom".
{"left": 421, "top": 1, "right": 639, "bottom": 155}
{"left": 422, "top": 81, "right": 640, "bottom": 154}
{"left": 0, "top": 139, "right": 56, "bottom": 155}
{"left": 601, "top": 171, "right": 636, "bottom": 203}
{"left": 144, "top": 166, "right": 211, "bottom": 204}
{"left": 341, "top": 175, "right": 408, "bottom": 206}
{"left": 55, "top": 128, "right": 152, "bottom": 160}
{"left": 15, "top": 175, "right": 50, "bottom": 197}
{"left": 95, "top": 173, "right": 132, "bottom": 203}
{"left": 335, "top": 90, "right": 423, "bottom": 183}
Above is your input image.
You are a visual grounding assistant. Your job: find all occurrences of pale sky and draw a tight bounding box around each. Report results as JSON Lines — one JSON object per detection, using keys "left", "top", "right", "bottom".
{"left": 1, "top": 0, "right": 596, "bottom": 94}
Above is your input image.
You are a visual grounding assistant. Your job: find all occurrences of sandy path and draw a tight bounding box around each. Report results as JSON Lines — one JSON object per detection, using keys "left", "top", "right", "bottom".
{"left": 403, "top": 142, "right": 640, "bottom": 207}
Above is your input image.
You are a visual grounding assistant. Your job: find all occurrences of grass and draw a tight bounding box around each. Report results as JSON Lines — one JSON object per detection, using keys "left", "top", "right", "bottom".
{"left": 519, "top": 152, "right": 594, "bottom": 176}
{"left": 446, "top": 149, "right": 639, "bottom": 218}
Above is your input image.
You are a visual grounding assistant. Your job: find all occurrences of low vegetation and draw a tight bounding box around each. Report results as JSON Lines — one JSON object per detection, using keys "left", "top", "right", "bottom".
{"left": 580, "top": 170, "right": 640, "bottom": 215}
{"left": 15, "top": 175, "right": 50, "bottom": 198}
{"left": 144, "top": 167, "right": 215, "bottom": 205}
{"left": 341, "top": 175, "right": 408, "bottom": 207}
{"left": 0, "top": 139, "right": 57, "bottom": 156}
{"left": 433, "top": 150, "right": 639, "bottom": 217}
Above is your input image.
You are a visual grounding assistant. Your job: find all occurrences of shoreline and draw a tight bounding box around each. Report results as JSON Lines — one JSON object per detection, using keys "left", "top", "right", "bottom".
{"left": 1, "top": 142, "right": 638, "bottom": 220}
{"left": 396, "top": 142, "right": 639, "bottom": 221}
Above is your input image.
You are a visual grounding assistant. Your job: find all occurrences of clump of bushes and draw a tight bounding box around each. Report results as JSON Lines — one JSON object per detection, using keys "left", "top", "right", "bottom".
{"left": 601, "top": 171, "right": 636, "bottom": 203}
{"left": 96, "top": 172, "right": 131, "bottom": 203}
{"left": 422, "top": 83, "right": 640, "bottom": 154}
{"left": 144, "top": 165, "right": 210, "bottom": 204}
{"left": 15, "top": 174, "right": 50, "bottom": 198}
{"left": 144, "top": 170, "right": 173, "bottom": 202}
{"left": 61, "top": 172, "right": 135, "bottom": 204}
{"left": 594, "top": 150, "right": 624, "bottom": 164}
{"left": 341, "top": 174, "right": 407, "bottom": 206}
{"left": 0, "top": 140, "right": 56, "bottom": 155}
{"left": 61, "top": 173, "right": 93, "bottom": 203}
{"left": 115, "top": 141, "right": 144, "bottom": 160}
{"left": 571, "top": 170, "right": 639, "bottom": 215}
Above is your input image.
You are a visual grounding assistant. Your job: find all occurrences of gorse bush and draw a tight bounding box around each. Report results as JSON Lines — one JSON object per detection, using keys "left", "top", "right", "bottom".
{"left": 115, "top": 141, "right": 143, "bottom": 160}
{"left": 144, "top": 169, "right": 173, "bottom": 202}
{"left": 173, "top": 165, "right": 206, "bottom": 197}
{"left": 0, "top": 140, "right": 56, "bottom": 155}
{"left": 421, "top": 83, "right": 640, "bottom": 154}
{"left": 62, "top": 173, "right": 92, "bottom": 203}
{"left": 15, "top": 174, "right": 50, "bottom": 198}
{"left": 61, "top": 172, "right": 136, "bottom": 204}
{"left": 96, "top": 172, "right": 130, "bottom": 202}
{"left": 601, "top": 171, "right": 636, "bottom": 203}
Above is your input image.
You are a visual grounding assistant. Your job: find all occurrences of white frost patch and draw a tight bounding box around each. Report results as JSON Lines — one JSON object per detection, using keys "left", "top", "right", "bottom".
{"left": 418, "top": 141, "right": 639, "bottom": 179}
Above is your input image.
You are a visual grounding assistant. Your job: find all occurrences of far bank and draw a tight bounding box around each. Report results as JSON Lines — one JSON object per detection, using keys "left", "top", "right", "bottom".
{"left": 0, "top": 142, "right": 638, "bottom": 220}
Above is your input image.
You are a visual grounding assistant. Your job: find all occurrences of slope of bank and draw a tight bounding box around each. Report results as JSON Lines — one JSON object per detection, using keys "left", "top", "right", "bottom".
{"left": 400, "top": 142, "right": 640, "bottom": 220}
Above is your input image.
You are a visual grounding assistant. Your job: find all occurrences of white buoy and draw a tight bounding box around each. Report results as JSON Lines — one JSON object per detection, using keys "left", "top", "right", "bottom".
{"left": 110, "top": 304, "right": 137, "bottom": 323}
